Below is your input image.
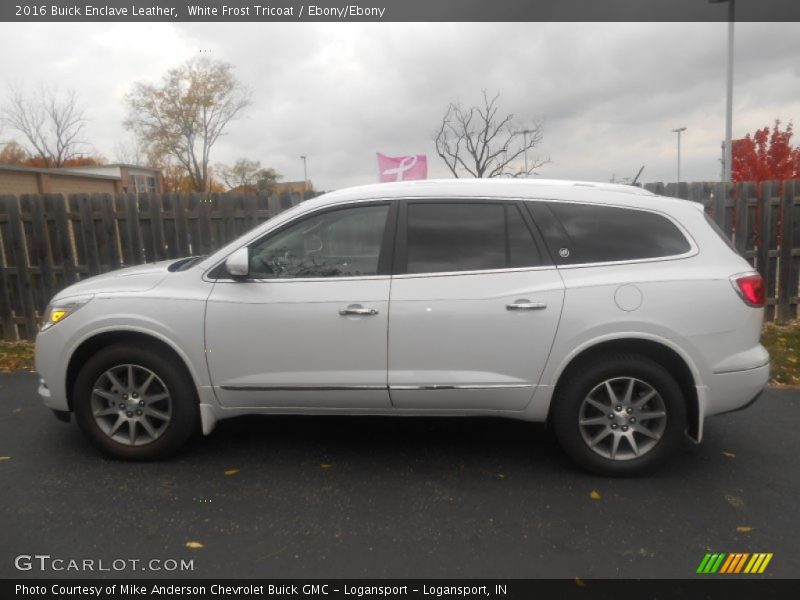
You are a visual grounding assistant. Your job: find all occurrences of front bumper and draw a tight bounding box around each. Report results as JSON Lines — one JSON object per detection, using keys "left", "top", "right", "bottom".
{"left": 38, "top": 377, "right": 69, "bottom": 411}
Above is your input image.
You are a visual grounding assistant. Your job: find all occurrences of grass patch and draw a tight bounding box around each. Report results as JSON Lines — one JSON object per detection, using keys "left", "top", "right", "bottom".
{"left": 1, "top": 322, "right": 798, "bottom": 386}
{"left": 0, "top": 341, "right": 35, "bottom": 373}
{"left": 761, "top": 319, "right": 800, "bottom": 387}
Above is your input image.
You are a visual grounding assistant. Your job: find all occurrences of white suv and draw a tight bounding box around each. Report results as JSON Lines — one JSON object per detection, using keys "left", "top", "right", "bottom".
{"left": 35, "top": 179, "right": 769, "bottom": 475}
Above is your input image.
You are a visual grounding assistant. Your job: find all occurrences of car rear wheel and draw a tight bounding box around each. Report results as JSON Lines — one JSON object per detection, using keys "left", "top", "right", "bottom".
{"left": 551, "top": 354, "right": 687, "bottom": 476}
{"left": 73, "top": 343, "right": 198, "bottom": 460}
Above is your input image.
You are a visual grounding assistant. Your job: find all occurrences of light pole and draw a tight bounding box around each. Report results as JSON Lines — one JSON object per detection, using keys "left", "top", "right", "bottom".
{"left": 710, "top": 0, "right": 735, "bottom": 182}
{"left": 672, "top": 127, "right": 686, "bottom": 183}
{"left": 300, "top": 155, "right": 308, "bottom": 192}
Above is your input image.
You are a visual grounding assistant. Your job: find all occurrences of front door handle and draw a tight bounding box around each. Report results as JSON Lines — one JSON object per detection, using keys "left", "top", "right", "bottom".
{"left": 506, "top": 299, "right": 547, "bottom": 311}
{"left": 339, "top": 304, "right": 379, "bottom": 316}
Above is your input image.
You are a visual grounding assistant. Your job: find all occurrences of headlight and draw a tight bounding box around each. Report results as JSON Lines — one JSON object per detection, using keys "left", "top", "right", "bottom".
{"left": 40, "top": 295, "right": 94, "bottom": 331}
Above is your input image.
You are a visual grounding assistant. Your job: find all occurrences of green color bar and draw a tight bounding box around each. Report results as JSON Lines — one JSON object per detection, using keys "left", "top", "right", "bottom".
{"left": 697, "top": 553, "right": 713, "bottom": 574}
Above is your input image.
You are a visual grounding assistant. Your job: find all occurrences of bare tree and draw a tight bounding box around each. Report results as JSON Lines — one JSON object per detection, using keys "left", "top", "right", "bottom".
{"left": 216, "top": 158, "right": 281, "bottom": 191}
{"left": 434, "top": 91, "right": 549, "bottom": 178}
{"left": 2, "top": 86, "right": 87, "bottom": 167}
{"left": 113, "top": 137, "right": 147, "bottom": 165}
{"left": 124, "top": 58, "right": 252, "bottom": 192}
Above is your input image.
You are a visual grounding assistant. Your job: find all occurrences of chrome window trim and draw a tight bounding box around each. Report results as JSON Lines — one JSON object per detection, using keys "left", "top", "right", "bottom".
{"left": 553, "top": 250, "right": 698, "bottom": 270}
{"left": 391, "top": 264, "right": 556, "bottom": 280}
{"left": 213, "top": 275, "right": 392, "bottom": 285}
{"left": 203, "top": 194, "right": 698, "bottom": 281}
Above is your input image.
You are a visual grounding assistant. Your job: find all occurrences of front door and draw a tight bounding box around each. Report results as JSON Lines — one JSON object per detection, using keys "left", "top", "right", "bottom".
{"left": 205, "top": 202, "right": 395, "bottom": 408}
{"left": 388, "top": 200, "right": 564, "bottom": 411}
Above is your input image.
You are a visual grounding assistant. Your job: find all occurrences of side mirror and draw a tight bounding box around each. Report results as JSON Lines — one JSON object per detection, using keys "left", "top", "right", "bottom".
{"left": 225, "top": 247, "right": 249, "bottom": 278}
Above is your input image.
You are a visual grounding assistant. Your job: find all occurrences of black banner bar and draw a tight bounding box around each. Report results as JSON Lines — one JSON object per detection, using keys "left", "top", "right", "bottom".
{"left": 3, "top": 0, "right": 800, "bottom": 23}
{"left": 4, "top": 579, "right": 800, "bottom": 600}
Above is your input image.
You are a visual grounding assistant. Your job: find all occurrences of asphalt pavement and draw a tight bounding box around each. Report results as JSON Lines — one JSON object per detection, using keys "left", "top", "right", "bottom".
{"left": 1, "top": 372, "right": 798, "bottom": 579}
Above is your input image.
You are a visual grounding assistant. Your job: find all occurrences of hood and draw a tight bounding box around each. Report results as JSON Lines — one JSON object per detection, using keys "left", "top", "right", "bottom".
{"left": 51, "top": 259, "right": 175, "bottom": 303}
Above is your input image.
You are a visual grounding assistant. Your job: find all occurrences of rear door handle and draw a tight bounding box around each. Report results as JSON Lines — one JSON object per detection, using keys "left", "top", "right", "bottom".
{"left": 339, "top": 304, "right": 379, "bottom": 316}
{"left": 506, "top": 299, "right": 547, "bottom": 311}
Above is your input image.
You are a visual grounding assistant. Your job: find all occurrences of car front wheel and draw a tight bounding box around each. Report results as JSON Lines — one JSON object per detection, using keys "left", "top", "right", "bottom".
{"left": 73, "top": 343, "right": 198, "bottom": 460}
{"left": 551, "top": 354, "right": 687, "bottom": 476}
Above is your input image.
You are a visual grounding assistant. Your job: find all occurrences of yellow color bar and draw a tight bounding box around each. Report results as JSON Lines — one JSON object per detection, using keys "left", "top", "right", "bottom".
{"left": 758, "top": 554, "right": 773, "bottom": 574}
{"left": 744, "top": 554, "right": 761, "bottom": 574}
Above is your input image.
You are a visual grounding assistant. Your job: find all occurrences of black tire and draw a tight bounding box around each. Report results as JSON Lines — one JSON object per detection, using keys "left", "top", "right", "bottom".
{"left": 73, "top": 343, "right": 198, "bottom": 460}
{"left": 551, "top": 354, "right": 687, "bottom": 476}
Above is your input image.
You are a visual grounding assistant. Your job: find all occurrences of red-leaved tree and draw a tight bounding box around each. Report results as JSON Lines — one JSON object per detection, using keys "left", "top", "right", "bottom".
{"left": 732, "top": 120, "right": 800, "bottom": 182}
{"left": 731, "top": 120, "right": 800, "bottom": 249}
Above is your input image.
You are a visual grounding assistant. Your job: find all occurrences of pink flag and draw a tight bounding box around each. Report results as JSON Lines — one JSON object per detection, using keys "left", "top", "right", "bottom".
{"left": 377, "top": 152, "right": 428, "bottom": 182}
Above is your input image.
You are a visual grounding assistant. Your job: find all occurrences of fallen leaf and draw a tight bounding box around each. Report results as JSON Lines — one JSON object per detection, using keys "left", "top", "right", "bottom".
{"left": 589, "top": 490, "right": 601, "bottom": 500}
{"left": 574, "top": 577, "right": 587, "bottom": 588}
{"left": 0, "top": 456, "right": 10, "bottom": 461}
{"left": 497, "top": 474, "right": 506, "bottom": 479}
{"left": 12, "top": 409, "right": 21, "bottom": 413}
{"left": 736, "top": 526, "right": 754, "bottom": 533}
{"left": 224, "top": 468, "right": 240, "bottom": 476}
{"left": 722, "top": 451, "right": 736, "bottom": 458}
{"left": 185, "top": 541, "right": 205, "bottom": 549}
{"left": 320, "top": 463, "right": 333, "bottom": 469}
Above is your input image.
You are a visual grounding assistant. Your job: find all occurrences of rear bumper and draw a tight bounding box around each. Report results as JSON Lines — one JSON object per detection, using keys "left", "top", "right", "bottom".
{"left": 719, "top": 388, "right": 764, "bottom": 415}
{"left": 704, "top": 361, "right": 770, "bottom": 417}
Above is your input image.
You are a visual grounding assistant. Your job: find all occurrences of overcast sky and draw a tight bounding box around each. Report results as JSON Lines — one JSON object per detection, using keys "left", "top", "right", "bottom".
{"left": 1, "top": 21, "right": 799, "bottom": 190}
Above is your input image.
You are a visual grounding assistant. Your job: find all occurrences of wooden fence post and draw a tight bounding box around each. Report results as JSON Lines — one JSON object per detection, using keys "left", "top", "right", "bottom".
{"left": 0, "top": 196, "right": 18, "bottom": 340}
{"left": 2, "top": 196, "right": 38, "bottom": 338}
{"left": 776, "top": 180, "right": 796, "bottom": 323}
{"left": 24, "top": 195, "right": 57, "bottom": 309}
{"left": 171, "top": 193, "right": 190, "bottom": 257}
{"left": 118, "top": 193, "right": 144, "bottom": 265}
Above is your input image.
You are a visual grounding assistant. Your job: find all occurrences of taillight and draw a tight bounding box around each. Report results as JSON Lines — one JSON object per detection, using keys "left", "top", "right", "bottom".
{"left": 732, "top": 273, "right": 765, "bottom": 307}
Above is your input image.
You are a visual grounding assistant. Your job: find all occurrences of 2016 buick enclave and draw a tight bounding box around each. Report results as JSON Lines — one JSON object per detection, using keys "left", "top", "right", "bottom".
{"left": 35, "top": 179, "right": 769, "bottom": 475}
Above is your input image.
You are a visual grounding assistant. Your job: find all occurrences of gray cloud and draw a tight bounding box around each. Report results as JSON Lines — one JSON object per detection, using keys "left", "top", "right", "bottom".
{"left": 1, "top": 22, "right": 799, "bottom": 190}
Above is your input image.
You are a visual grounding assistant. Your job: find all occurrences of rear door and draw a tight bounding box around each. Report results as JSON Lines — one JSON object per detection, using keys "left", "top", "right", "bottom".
{"left": 388, "top": 200, "right": 565, "bottom": 411}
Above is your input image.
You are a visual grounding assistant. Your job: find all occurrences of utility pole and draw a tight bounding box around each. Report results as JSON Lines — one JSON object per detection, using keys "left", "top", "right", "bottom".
{"left": 300, "top": 155, "right": 308, "bottom": 192}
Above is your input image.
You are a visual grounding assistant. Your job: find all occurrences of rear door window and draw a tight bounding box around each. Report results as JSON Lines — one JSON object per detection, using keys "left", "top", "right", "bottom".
{"left": 404, "top": 202, "right": 543, "bottom": 274}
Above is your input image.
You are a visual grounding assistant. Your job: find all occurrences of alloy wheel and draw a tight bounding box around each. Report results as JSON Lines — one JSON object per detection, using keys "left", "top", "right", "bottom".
{"left": 89, "top": 364, "right": 172, "bottom": 446}
{"left": 577, "top": 377, "right": 667, "bottom": 461}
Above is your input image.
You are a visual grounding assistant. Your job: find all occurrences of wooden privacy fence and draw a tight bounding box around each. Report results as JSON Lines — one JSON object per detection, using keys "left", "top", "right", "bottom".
{"left": 0, "top": 191, "right": 309, "bottom": 341}
{"left": 0, "top": 181, "right": 798, "bottom": 341}
{"left": 643, "top": 180, "right": 799, "bottom": 323}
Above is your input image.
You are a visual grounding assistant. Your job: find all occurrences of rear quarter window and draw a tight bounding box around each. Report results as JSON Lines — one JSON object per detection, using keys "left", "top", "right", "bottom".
{"left": 546, "top": 202, "right": 691, "bottom": 264}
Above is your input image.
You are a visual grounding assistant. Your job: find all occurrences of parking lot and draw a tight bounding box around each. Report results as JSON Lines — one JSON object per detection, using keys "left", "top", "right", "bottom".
{"left": 1, "top": 371, "right": 798, "bottom": 579}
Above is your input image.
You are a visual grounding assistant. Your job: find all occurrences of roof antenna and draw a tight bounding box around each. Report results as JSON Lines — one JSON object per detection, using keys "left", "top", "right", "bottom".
{"left": 630, "top": 165, "right": 645, "bottom": 187}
